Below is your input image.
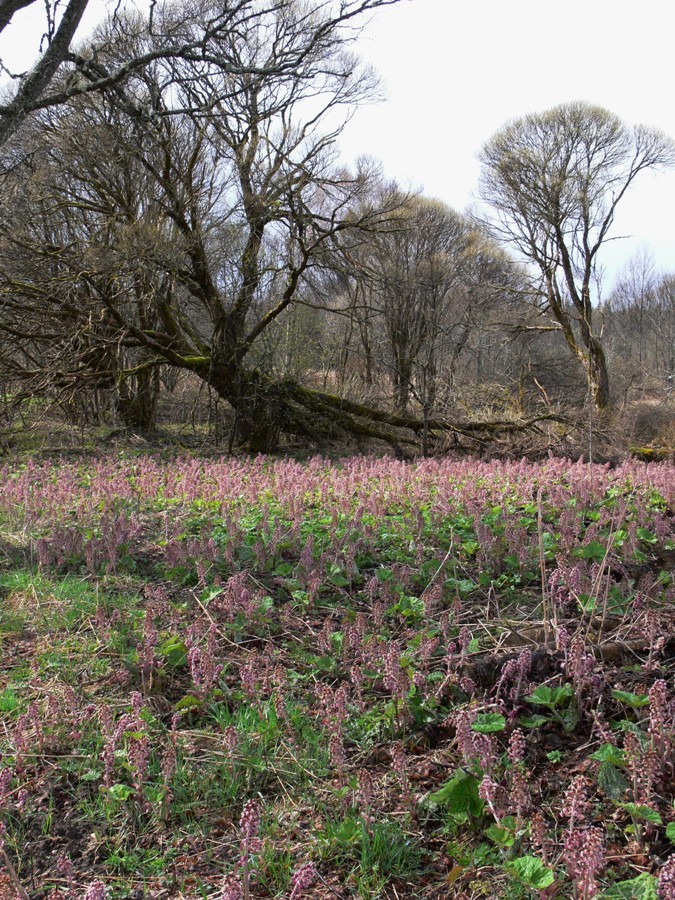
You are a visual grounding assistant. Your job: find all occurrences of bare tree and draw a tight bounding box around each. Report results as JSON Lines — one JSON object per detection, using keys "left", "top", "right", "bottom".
{"left": 479, "top": 101, "right": 675, "bottom": 410}
{"left": 605, "top": 250, "right": 675, "bottom": 397}
{"left": 0, "top": 0, "right": 403, "bottom": 147}
{"left": 0, "top": 1, "right": 409, "bottom": 448}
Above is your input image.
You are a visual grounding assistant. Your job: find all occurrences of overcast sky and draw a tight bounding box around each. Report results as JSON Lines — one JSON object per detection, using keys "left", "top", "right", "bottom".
{"left": 341, "top": 0, "right": 675, "bottom": 288}
{"left": 2, "top": 0, "right": 674, "bottom": 288}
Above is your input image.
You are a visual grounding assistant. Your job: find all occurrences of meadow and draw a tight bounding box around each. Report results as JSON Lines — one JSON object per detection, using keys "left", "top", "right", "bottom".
{"left": 0, "top": 453, "right": 673, "bottom": 899}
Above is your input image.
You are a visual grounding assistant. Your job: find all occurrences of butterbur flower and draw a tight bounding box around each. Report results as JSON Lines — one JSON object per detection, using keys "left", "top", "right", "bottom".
{"left": 317, "top": 618, "right": 333, "bottom": 654}
{"left": 453, "top": 708, "right": 476, "bottom": 765}
{"left": 329, "top": 733, "right": 346, "bottom": 779}
{"left": 0, "top": 767, "right": 12, "bottom": 803}
{"left": 288, "top": 862, "right": 317, "bottom": 899}
{"left": 562, "top": 775, "right": 590, "bottom": 832}
{"left": 649, "top": 679, "right": 669, "bottom": 731}
{"left": 383, "top": 641, "right": 409, "bottom": 700}
{"left": 472, "top": 732, "right": 497, "bottom": 775}
{"left": 563, "top": 826, "right": 605, "bottom": 899}
{"left": 238, "top": 799, "right": 262, "bottom": 899}
{"left": 658, "top": 855, "right": 675, "bottom": 899}
{"left": 391, "top": 742, "right": 412, "bottom": 806}
{"left": 530, "top": 810, "right": 549, "bottom": 861}
{"left": 56, "top": 855, "right": 74, "bottom": 890}
{"left": 478, "top": 774, "right": 501, "bottom": 823}
{"left": 459, "top": 676, "right": 476, "bottom": 696}
{"left": 221, "top": 875, "right": 243, "bottom": 900}
{"left": 83, "top": 881, "right": 107, "bottom": 900}
{"left": 508, "top": 728, "right": 526, "bottom": 765}
{"left": 239, "top": 798, "right": 261, "bottom": 842}
{"left": 356, "top": 768, "right": 374, "bottom": 817}
{"left": 509, "top": 768, "right": 530, "bottom": 822}
{"left": 223, "top": 725, "right": 239, "bottom": 754}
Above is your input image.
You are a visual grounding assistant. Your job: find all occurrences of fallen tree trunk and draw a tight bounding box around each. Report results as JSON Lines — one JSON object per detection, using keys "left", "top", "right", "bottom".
{"left": 200, "top": 367, "right": 568, "bottom": 452}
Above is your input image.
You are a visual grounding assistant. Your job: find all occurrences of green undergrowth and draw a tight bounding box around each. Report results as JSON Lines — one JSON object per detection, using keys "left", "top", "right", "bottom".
{"left": 0, "top": 453, "right": 673, "bottom": 897}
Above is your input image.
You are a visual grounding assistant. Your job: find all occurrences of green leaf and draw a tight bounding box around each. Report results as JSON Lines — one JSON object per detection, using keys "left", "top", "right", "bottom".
{"left": 574, "top": 540, "right": 607, "bottom": 562}
{"left": 485, "top": 823, "right": 515, "bottom": 848}
{"left": 108, "top": 783, "right": 135, "bottom": 802}
{"left": 173, "top": 694, "right": 202, "bottom": 711}
{"left": 446, "top": 576, "right": 477, "bottom": 596}
{"left": 471, "top": 713, "right": 507, "bottom": 734}
{"left": 526, "top": 683, "right": 573, "bottom": 708}
{"left": 619, "top": 803, "right": 662, "bottom": 825}
{"left": 158, "top": 635, "right": 187, "bottom": 667}
{"left": 546, "top": 750, "right": 563, "bottom": 763}
{"left": 636, "top": 527, "right": 658, "bottom": 545}
{"left": 599, "top": 872, "right": 657, "bottom": 899}
{"left": 376, "top": 567, "right": 394, "bottom": 582}
{"left": 666, "top": 822, "right": 675, "bottom": 843}
{"left": 429, "top": 769, "right": 484, "bottom": 819}
{"left": 561, "top": 705, "right": 579, "bottom": 732}
{"left": 258, "top": 595, "right": 274, "bottom": 612}
{"left": 611, "top": 689, "right": 650, "bottom": 708}
{"left": 518, "top": 714, "right": 551, "bottom": 729}
{"left": 597, "top": 761, "right": 629, "bottom": 800}
{"left": 591, "top": 744, "right": 626, "bottom": 766}
{"left": 506, "top": 855, "right": 555, "bottom": 889}
{"left": 326, "top": 564, "right": 349, "bottom": 587}
{"left": 144, "top": 785, "right": 165, "bottom": 804}
{"left": 396, "top": 595, "right": 425, "bottom": 620}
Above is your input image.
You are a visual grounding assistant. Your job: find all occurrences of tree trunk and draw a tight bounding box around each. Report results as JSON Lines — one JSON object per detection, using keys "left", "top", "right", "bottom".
{"left": 394, "top": 360, "right": 412, "bottom": 415}
{"left": 587, "top": 337, "right": 610, "bottom": 410}
{"left": 117, "top": 366, "right": 160, "bottom": 431}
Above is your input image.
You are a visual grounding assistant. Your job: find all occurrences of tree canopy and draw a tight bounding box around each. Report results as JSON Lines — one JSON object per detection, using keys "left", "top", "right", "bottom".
{"left": 479, "top": 100, "right": 675, "bottom": 409}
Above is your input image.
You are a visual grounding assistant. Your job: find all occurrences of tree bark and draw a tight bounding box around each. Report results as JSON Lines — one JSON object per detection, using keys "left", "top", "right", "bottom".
{"left": 0, "top": 0, "right": 90, "bottom": 146}
{"left": 116, "top": 365, "right": 160, "bottom": 431}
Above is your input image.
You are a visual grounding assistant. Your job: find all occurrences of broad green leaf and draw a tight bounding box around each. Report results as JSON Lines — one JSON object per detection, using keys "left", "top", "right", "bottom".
{"left": 485, "top": 823, "right": 515, "bottom": 848}
{"left": 397, "top": 595, "right": 425, "bottom": 620}
{"left": 327, "top": 571, "right": 349, "bottom": 588}
{"left": 518, "top": 714, "right": 551, "bottom": 729}
{"left": 108, "top": 783, "right": 135, "bottom": 802}
{"left": 158, "top": 636, "right": 187, "bottom": 667}
{"left": 471, "top": 713, "right": 507, "bottom": 734}
{"left": 667, "top": 822, "right": 675, "bottom": 843}
{"left": 562, "top": 705, "right": 579, "bottom": 732}
{"left": 429, "top": 769, "right": 484, "bottom": 818}
{"left": 597, "top": 761, "right": 629, "bottom": 800}
{"left": 376, "top": 567, "right": 394, "bottom": 581}
{"left": 574, "top": 540, "right": 607, "bottom": 562}
{"left": 591, "top": 744, "right": 626, "bottom": 766}
{"left": 144, "top": 785, "right": 165, "bottom": 804}
{"left": 611, "top": 689, "right": 650, "bottom": 708}
{"left": 174, "top": 694, "right": 202, "bottom": 711}
{"left": 80, "top": 769, "right": 103, "bottom": 782}
{"left": 619, "top": 803, "right": 662, "bottom": 825}
{"left": 526, "top": 683, "right": 573, "bottom": 708}
{"left": 506, "top": 855, "right": 555, "bottom": 889}
{"left": 599, "top": 872, "right": 657, "bottom": 898}
{"left": 636, "top": 527, "right": 657, "bottom": 545}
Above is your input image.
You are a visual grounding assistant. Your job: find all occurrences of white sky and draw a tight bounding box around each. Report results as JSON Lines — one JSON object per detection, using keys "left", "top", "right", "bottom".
{"left": 2, "top": 0, "right": 674, "bottom": 288}
{"left": 341, "top": 0, "right": 675, "bottom": 288}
